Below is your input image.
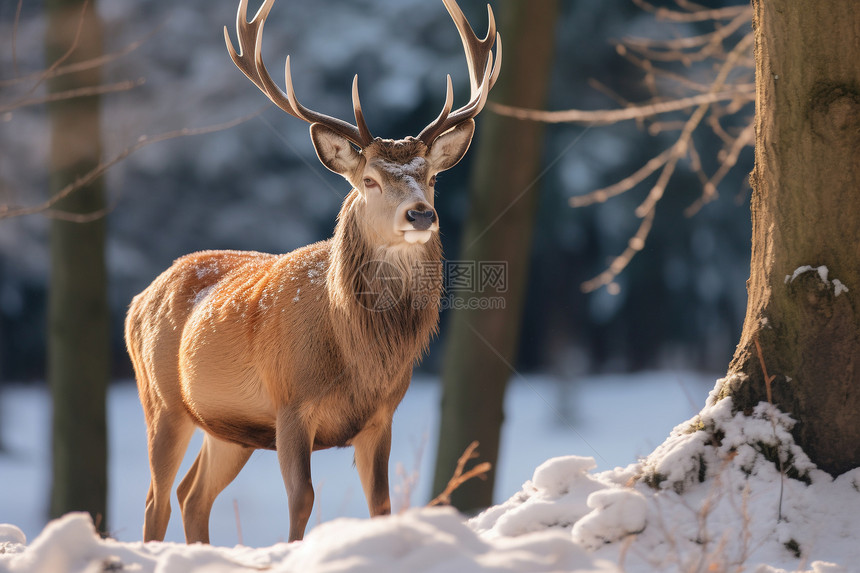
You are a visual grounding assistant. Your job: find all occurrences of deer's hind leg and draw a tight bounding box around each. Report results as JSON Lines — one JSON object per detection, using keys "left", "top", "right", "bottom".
{"left": 177, "top": 433, "right": 253, "bottom": 544}
{"left": 143, "top": 409, "right": 195, "bottom": 542}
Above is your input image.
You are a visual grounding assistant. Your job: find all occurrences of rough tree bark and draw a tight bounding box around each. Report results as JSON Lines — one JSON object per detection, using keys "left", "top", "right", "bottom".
{"left": 718, "top": 0, "right": 860, "bottom": 475}
{"left": 432, "top": 0, "right": 558, "bottom": 511}
{"left": 45, "top": 0, "right": 110, "bottom": 525}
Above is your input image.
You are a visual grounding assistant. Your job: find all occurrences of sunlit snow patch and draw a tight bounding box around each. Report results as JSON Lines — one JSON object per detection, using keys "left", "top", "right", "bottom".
{"left": 785, "top": 264, "right": 849, "bottom": 296}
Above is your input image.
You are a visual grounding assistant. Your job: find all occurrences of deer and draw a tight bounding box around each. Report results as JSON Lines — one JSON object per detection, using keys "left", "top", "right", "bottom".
{"left": 124, "top": 0, "right": 500, "bottom": 544}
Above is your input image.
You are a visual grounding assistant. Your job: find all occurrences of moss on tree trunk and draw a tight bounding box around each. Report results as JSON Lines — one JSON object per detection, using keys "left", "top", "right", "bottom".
{"left": 722, "top": 0, "right": 860, "bottom": 475}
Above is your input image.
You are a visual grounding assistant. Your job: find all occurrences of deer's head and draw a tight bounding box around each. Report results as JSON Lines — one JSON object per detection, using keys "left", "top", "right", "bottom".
{"left": 225, "top": 0, "right": 501, "bottom": 248}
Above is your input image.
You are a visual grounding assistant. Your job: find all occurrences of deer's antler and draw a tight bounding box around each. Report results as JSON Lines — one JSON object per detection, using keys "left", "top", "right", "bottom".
{"left": 224, "top": 0, "right": 374, "bottom": 147}
{"left": 224, "top": 0, "right": 501, "bottom": 148}
{"left": 418, "top": 1, "right": 502, "bottom": 145}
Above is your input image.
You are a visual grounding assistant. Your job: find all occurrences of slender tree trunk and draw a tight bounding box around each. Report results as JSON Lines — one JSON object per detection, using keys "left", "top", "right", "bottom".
{"left": 719, "top": 0, "right": 860, "bottom": 475}
{"left": 45, "top": 0, "right": 110, "bottom": 526}
{"left": 432, "top": 0, "right": 558, "bottom": 511}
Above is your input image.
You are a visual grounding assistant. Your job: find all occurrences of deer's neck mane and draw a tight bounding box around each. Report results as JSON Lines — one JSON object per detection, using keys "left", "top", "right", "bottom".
{"left": 327, "top": 190, "right": 442, "bottom": 379}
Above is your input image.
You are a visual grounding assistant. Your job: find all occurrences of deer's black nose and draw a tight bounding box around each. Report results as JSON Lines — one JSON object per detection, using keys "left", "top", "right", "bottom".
{"left": 406, "top": 209, "right": 436, "bottom": 231}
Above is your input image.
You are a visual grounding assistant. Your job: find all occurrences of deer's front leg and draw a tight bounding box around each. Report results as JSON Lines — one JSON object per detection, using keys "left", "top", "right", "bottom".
{"left": 352, "top": 414, "right": 393, "bottom": 517}
{"left": 276, "top": 407, "right": 315, "bottom": 542}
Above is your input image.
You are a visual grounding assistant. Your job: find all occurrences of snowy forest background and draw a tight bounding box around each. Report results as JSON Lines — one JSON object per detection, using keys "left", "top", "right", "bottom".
{"left": 0, "top": 0, "right": 751, "bottom": 383}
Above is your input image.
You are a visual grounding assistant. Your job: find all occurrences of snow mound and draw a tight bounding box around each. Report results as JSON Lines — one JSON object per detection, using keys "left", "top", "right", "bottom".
{"left": 0, "top": 525, "right": 25, "bottom": 547}
{"left": 639, "top": 391, "right": 816, "bottom": 493}
{"left": 571, "top": 488, "right": 647, "bottom": 549}
{"left": 0, "top": 524, "right": 26, "bottom": 558}
{"left": 471, "top": 455, "right": 614, "bottom": 539}
{"left": 471, "top": 382, "right": 858, "bottom": 571}
{"left": 0, "top": 509, "right": 617, "bottom": 573}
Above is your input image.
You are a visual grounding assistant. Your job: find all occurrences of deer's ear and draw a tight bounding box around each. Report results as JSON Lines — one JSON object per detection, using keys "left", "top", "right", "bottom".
{"left": 426, "top": 119, "right": 475, "bottom": 173}
{"left": 310, "top": 123, "right": 362, "bottom": 176}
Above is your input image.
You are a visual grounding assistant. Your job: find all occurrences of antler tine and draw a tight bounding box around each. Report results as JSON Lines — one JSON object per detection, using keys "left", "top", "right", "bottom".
{"left": 418, "top": 75, "right": 455, "bottom": 144}
{"left": 224, "top": 0, "right": 272, "bottom": 95}
{"left": 351, "top": 75, "right": 374, "bottom": 145}
{"left": 442, "top": 55, "right": 494, "bottom": 125}
{"left": 418, "top": 1, "right": 501, "bottom": 145}
{"left": 443, "top": 0, "right": 498, "bottom": 94}
{"left": 282, "top": 57, "right": 371, "bottom": 146}
{"left": 225, "top": 0, "right": 372, "bottom": 147}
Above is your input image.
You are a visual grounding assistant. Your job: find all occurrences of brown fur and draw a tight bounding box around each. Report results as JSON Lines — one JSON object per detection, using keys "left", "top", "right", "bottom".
{"left": 364, "top": 137, "right": 429, "bottom": 163}
{"left": 126, "top": 139, "right": 453, "bottom": 544}
{"left": 129, "top": 0, "right": 495, "bottom": 542}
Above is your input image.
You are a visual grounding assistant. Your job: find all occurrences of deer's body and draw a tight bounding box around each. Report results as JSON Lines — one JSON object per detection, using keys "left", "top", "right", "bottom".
{"left": 126, "top": 0, "right": 499, "bottom": 544}
{"left": 129, "top": 203, "right": 441, "bottom": 454}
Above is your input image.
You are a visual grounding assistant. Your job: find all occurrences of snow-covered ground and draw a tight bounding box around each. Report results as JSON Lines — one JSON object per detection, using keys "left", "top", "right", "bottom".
{"left": 1, "top": 373, "right": 855, "bottom": 572}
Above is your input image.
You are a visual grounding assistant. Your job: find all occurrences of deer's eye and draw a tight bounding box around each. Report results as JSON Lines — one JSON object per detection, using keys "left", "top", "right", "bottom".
{"left": 363, "top": 177, "right": 379, "bottom": 189}
{"left": 429, "top": 175, "right": 437, "bottom": 187}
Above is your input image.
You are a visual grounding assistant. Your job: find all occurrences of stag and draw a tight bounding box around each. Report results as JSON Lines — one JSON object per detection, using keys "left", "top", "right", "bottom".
{"left": 125, "top": 0, "right": 500, "bottom": 543}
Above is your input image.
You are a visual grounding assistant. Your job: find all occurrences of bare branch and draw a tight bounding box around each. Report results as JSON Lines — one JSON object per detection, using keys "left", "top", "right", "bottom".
{"left": 427, "top": 441, "right": 492, "bottom": 507}
{"left": 17, "top": 0, "right": 91, "bottom": 103}
{"left": 570, "top": 147, "right": 673, "bottom": 208}
{"left": 631, "top": 0, "right": 751, "bottom": 23}
{"left": 569, "top": 9, "right": 754, "bottom": 292}
{"left": 624, "top": 10, "right": 749, "bottom": 52}
{"left": 622, "top": 10, "right": 751, "bottom": 65}
{"left": 581, "top": 207, "right": 655, "bottom": 293}
{"left": 0, "top": 78, "right": 145, "bottom": 114}
{"left": 615, "top": 51, "right": 715, "bottom": 94}
{"left": 753, "top": 336, "right": 776, "bottom": 408}
{"left": 685, "top": 122, "right": 754, "bottom": 216}
{"left": 0, "top": 26, "right": 157, "bottom": 89}
{"left": 491, "top": 89, "right": 752, "bottom": 125}
{"left": 0, "top": 107, "right": 266, "bottom": 221}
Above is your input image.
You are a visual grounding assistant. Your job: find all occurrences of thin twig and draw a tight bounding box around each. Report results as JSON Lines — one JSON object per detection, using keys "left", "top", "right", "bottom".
{"left": 233, "top": 499, "right": 244, "bottom": 546}
{"left": 624, "top": 10, "right": 749, "bottom": 52}
{"left": 686, "top": 122, "right": 754, "bottom": 216}
{"left": 581, "top": 208, "right": 655, "bottom": 293}
{"left": 570, "top": 147, "right": 673, "bottom": 208}
{"left": 496, "top": 1, "right": 754, "bottom": 293}
{"left": 0, "top": 107, "right": 267, "bottom": 221}
{"left": 631, "top": 0, "right": 751, "bottom": 23}
{"left": 1, "top": 78, "right": 145, "bottom": 113}
{"left": 0, "top": 25, "right": 158, "bottom": 89}
{"left": 18, "top": 0, "right": 91, "bottom": 102}
{"left": 622, "top": 11, "right": 750, "bottom": 65}
{"left": 577, "top": 31, "right": 754, "bottom": 292}
{"left": 753, "top": 335, "right": 776, "bottom": 404}
{"left": 393, "top": 433, "right": 427, "bottom": 514}
{"left": 753, "top": 335, "right": 784, "bottom": 522}
{"left": 427, "top": 441, "right": 492, "bottom": 507}
{"left": 491, "top": 90, "right": 752, "bottom": 125}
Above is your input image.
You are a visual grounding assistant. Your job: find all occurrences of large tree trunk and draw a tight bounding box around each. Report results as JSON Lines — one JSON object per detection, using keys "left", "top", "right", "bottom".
{"left": 45, "top": 0, "right": 110, "bottom": 526}
{"left": 719, "top": 0, "right": 860, "bottom": 475}
{"left": 432, "top": 1, "right": 558, "bottom": 511}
